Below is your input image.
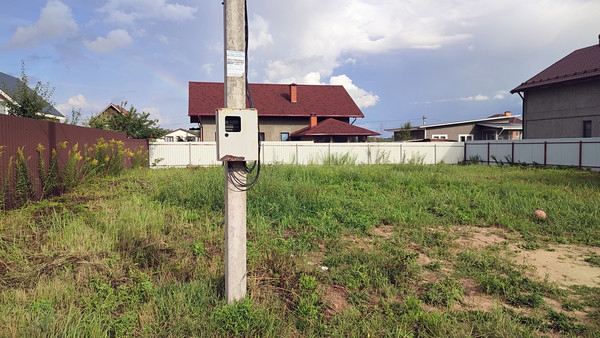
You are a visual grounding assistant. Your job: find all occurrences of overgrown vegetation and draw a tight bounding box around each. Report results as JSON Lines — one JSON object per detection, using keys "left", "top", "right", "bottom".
{"left": 1, "top": 164, "right": 599, "bottom": 336}
{"left": 0, "top": 138, "right": 147, "bottom": 209}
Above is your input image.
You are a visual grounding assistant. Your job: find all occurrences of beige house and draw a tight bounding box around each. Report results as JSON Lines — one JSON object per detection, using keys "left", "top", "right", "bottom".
{"left": 511, "top": 36, "right": 600, "bottom": 139}
{"left": 386, "top": 112, "right": 522, "bottom": 142}
{"left": 188, "top": 82, "right": 378, "bottom": 142}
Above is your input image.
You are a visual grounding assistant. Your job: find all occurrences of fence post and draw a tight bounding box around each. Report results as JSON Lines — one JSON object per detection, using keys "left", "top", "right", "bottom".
{"left": 511, "top": 142, "right": 515, "bottom": 164}
{"left": 487, "top": 142, "right": 490, "bottom": 165}
{"left": 543, "top": 141, "right": 547, "bottom": 167}
{"left": 579, "top": 140, "right": 583, "bottom": 169}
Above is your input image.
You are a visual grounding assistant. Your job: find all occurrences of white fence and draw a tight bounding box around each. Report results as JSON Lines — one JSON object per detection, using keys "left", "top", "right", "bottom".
{"left": 149, "top": 138, "right": 600, "bottom": 169}
{"left": 464, "top": 138, "right": 600, "bottom": 169}
{"left": 149, "top": 141, "right": 465, "bottom": 167}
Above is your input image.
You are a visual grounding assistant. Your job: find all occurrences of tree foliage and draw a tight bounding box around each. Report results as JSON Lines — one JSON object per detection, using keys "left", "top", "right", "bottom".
{"left": 1, "top": 60, "right": 56, "bottom": 120}
{"left": 395, "top": 121, "right": 413, "bottom": 141}
{"left": 86, "top": 101, "right": 167, "bottom": 139}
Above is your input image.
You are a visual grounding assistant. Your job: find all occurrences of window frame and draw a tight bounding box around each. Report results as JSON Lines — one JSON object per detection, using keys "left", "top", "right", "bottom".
{"left": 459, "top": 134, "right": 473, "bottom": 142}
{"left": 583, "top": 120, "right": 592, "bottom": 138}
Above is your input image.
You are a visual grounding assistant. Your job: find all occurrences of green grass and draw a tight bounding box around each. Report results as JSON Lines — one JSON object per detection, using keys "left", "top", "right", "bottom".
{"left": 1, "top": 164, "right": 600, "bottom": 336}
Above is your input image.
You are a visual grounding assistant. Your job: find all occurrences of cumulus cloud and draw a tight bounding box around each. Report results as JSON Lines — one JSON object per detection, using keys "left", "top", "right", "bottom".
{"left": 249, "top": 15, "right": 273, "bottom": 51}
{"left": 330, "top": 74, "right": 379, "bottom": 108}
{"left": 5, "top": 0, "right": 78, "bottom": 49}
{"left": 56, "top": 94, "right": 102, "bottom": 116}
{"left": 84, "top": 29, "right": 133, "bottom": 53}
{"left": 281, "top": 71, "right": 378, "bottom": 109}
{"left": 98, "top": 0, "right": 197, "bottom": 25}
{"left": 252, "top": 0, "right": 481, "bottom": 103}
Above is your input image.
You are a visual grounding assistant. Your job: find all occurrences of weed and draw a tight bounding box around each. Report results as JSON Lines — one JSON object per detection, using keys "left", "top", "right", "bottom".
{"left": 467, "top": 154, "right": 482, "bottom": 165}
{"left": 420, "top": 277, "right": 465, "bottom": 307}
{"left": 14, "top": 147, "right": 35, "bottom": 207}
{"left": 320, "top": 152, "right": 358, "bottom": 165}
{"left": 213, "top": 298, "right": 274, "bottom": 336}
{"left": 546, "top": 309, "right": 587, "bottom": 335}
{"left": 584, "top": 252, "right": 600, "bottom": 267}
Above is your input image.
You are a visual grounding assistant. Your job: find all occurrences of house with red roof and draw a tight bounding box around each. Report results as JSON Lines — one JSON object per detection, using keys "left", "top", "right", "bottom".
{"left": 385, "top": 111, "right": 522, "bottom": 142}
{"left": 188, "top": 82, "right": 379, "bottom": 142}
{"left": 511, "top": 35, "right": 600, "bottom": 139}
{"left": 99, "top": 103, "right": 129, "bottom": 117}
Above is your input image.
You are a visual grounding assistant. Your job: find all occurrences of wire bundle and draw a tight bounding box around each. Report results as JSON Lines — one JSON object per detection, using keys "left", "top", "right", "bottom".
{"left": 227, "top": 0, "right": 260, "bottom": 191}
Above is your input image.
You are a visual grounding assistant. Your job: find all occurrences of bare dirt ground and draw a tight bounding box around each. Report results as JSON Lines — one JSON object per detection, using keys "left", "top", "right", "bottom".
{"left": 460, "top": 227, "right": 600, "bottom": 288}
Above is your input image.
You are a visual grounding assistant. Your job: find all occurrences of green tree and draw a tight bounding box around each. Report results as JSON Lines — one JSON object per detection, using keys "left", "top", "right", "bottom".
{"left": 86, "top": 101, "right": 168, "bottom": 139}
{"left": 64, "top": 107, "right": 82, "bottom": 125}
{"left": 395, "top": 121, "right": 413, "bottom": 141}
{"left": 1, "top": 60, "right": 56, "bottom": 120}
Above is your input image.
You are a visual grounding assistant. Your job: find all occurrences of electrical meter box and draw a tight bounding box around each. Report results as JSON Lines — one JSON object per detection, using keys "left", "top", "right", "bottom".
{"left": 216, "top": 108, "right": 259, "bottom": 161}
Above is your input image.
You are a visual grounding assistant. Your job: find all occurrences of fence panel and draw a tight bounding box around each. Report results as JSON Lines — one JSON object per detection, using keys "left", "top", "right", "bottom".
{"left": 582, "top": 141, "right": 600, "bottom": 167}
{"left": 466, "top": 138, "right": 600, "bottom": 169}
{"left": 546, "top": 142, "right": 579, "bottom": 166}
{"left": 149, "top": 141, "right": 466, "bottom": 167}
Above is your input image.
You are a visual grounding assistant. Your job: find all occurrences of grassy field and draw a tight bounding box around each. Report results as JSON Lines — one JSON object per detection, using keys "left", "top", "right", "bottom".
{"left": 1, "top": 164, "right": 600, "bottom": 337}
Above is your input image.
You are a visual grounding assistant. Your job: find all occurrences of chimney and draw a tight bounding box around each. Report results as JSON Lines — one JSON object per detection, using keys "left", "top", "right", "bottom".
{"left": 290, "top": 83, "right": 297, "bottom": 103}
{"left": 504, "top": 111, "right": 511, "bottom": 116}
{"left": 310, "top": 114, "right": 317, "bottom": 127}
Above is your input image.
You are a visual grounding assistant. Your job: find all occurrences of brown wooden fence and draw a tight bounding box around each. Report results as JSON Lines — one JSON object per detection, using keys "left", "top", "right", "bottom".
{"left": 1, "top": 114, "right": 148, "bottom": 209}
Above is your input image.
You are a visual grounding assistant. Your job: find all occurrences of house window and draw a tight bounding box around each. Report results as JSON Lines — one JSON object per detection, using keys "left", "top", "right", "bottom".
{"left": 583, "top": 120, "right": 592, "bottom": 138}
{"left": 459, "top": 134, "right": 473, "bottom": 142}
{"left": 280, "top": 132, "right": 289, "bottom": 141}
{"left": 484, "top": 130, "right": 497, "bottom": 140}
{"left": 431, "top": 134, "right": 447, "bottom": 139}
{"left": 259, "top": 132, "right": 265, "bottom": 141}
{"left": 165, "top": 136, "right": 174, "bottom": 142}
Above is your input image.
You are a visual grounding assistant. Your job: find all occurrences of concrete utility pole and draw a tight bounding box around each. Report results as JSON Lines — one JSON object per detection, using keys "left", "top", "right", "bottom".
{"left": 223, "top": 0, "right": 247, "bottom": 303}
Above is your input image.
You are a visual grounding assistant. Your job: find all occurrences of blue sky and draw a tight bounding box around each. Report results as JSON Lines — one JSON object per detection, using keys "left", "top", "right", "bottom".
{"left": 1, "top": 0, "right": 599, "bottom": 136}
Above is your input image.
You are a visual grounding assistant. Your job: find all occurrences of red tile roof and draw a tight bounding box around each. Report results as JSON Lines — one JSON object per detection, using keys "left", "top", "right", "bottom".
{"left": 291, "top": 118, "right": 379, "bottom": 137}
{"left": 188, "top": 82, "right": 364, "bottom": 118}
{"left": 511, "top": 43, "right": 600, "bottom": 93}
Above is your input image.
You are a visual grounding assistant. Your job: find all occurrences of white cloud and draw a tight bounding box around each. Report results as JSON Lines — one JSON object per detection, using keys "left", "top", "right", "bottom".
{"left": 330, "top": 74, "right": 379, "bottom": 108}
{"left": 156, "top": 34, "right": 169, "bottom": 44}
{"left": 255, "top": 0, "right": 479, "bottom": 90}
{"left": 6, "top": 0, "right": 78, "bottom": 49}
{"left": 141, "top": 106, "right": 165, "bottom": 124}
{"left": 56, "top": 94, "right": 102, "bottom": 116}
{"left": 163, "top": 3, "right": 197, "bottom": 21}
{"left": 98, "top": 0, "right": 197, "bottom": 25}
{"left": 249, "top": 15, "right": 273, "bottom": 51}
{"left": 201, "top": 64, "right": 214, "bottom": 75}
{"left": 281, "top": 72, "right": 379, "bottom": 109}
{"left": 460, "top": 94, "right": 489, "bottom": 101}
{"left": 84, "top": 29, "right": 133, "bottom": 53}
{"left": 493, "top": 91, "right": 508, "bottom": 100}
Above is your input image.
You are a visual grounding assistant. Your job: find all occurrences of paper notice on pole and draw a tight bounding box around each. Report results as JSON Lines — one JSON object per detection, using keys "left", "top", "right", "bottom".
{"left": 226, "top": 50, "right": 245, "bottom": 77}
